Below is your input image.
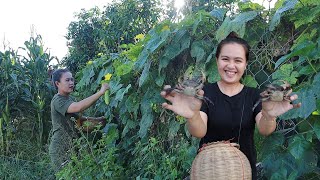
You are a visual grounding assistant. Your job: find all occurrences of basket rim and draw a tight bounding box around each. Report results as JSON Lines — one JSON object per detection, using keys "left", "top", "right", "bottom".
{"left": 198, "top": 141, "right": 240, "bottom": 152}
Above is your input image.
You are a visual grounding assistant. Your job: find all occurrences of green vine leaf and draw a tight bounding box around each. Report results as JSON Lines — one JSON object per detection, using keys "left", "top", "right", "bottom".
{"left": 207, "top": 65, "right": 220, "bottom": 83}
{"left": 311, "top": 72, "right": 320, "bottom": 97}
{"left": 216, "top": 11, "right": 258, "bottom": 42}
{"left": 159, "top": 32, "right": 191, "bottom": 72}
{"left": 272, "top": 64, "right": 299, "bottom": 85}
{"left": 288, "top": 135, "right": 311, "bottom": 159}
{"left": 209, "top": 8, "right": 227, "bottom": 21}
{"left": 291, "top": 6, "right": 320, "bottom": 28}
{"left": 275, "top": 41, "right": 316, "bottom": 68}
{"left": 270, "top": 167, "right": 287, "bottom": 180}
{"left": 280, "top": 88, "right": 316, "bottom": 120}
{"left": 242, "top": 75, "right": 258, "bottom": 88}
{"left": 261, "top": 133, "right": 285, "bottom": 157}
{"left": 139, "top": 60, "right": 151, "bottom": 87}
{"left": 138, "top": 111, "right": 154, "bottom": 138}
{"left": 135, "top": 29, "right": 170, "bottom": 71}
{"left": 122, "top": 119, "right": 137, "bottom": 138}
{"left": 191, "top": 41, "right": 205, "bottom": 63}
{"left": 168, "top": 119, "right": 180, "bottom": 140}
{"left": 115, "top": 84, "right": 131, "bottom": 103}
{"left": 155, "top": 74, "right": 165, "bottom": 87}
{"left": 314, "top": 120, "right": 320, "bottom": 140}
{"left": 269, "top": 0, "right": 298, "bottom": 31}
{"left": 77, "top": 66, "right": 95, "bottom": 87}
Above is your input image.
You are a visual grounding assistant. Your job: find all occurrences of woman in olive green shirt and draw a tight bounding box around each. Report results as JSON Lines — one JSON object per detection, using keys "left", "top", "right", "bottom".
{"left": 49, "top": 68, "right": 109, "bottom": 172}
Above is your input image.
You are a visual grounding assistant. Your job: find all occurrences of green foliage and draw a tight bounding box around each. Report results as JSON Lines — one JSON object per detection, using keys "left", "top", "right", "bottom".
{"left": 62, "top": 0, "right": 162, "bottom": 73}
{"left": 0, "top": 34, "right": 55, "bottom": 178}
{"left": 56, "top": 125, "right": 124, "bottom": 179}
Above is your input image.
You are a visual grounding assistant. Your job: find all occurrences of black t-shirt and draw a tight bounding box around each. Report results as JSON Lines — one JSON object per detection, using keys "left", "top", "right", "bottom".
{"left": 200, "top": 82, "right": 262, "bottom": 179}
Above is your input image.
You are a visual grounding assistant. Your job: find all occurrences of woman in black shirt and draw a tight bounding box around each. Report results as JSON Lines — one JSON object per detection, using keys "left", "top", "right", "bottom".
{"left": 161, "top": 32, "right": 301, "bottom": 179}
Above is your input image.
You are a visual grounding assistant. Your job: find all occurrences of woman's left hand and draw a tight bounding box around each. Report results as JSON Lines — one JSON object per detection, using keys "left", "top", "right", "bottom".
{"left": 262, "top": 94, "right": 301, "bottom": 118}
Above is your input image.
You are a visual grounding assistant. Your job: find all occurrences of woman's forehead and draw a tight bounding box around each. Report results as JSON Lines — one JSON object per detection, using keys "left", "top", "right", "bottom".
{"left": 220, "top": 43, "right": 246, "bottom": 57}
{"left": 61, "top": 72, "right": 73, "bottom": 79}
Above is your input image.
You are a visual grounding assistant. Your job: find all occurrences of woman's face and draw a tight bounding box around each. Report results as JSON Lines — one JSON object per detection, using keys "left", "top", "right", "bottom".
{"left": 56, "top": 72, "right": 74, "bottom": 95}
{"left": 216, "top": 43, "right": 247, "bottom": 85}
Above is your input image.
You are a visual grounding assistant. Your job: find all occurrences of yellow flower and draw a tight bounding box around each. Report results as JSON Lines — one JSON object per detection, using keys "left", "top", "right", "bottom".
{"left": 104, "top": 73, "right": 112, "bottom": 81}
{"left": 97, "top": 53, "right": 103, "bottom": 57}
{"left": 87, "top": 60, "right": 93, "bottom": 65}
{"left": 134, "top": 34, "right": 145, "bottom": 40}
{"left": 161, "top": 25, "right": 170, "bottom": 31}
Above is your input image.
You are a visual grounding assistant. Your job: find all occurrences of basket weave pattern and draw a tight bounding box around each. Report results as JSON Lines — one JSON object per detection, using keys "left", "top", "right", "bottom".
{"left": 191, "top": 141, "right": 252, "bottom": 180}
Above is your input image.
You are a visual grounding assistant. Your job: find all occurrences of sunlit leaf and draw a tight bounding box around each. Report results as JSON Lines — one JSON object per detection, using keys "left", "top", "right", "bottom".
{"left": 269, "top": 0, "right": 298, "bottom": 31}
{"left": 242, "top": 75, "right": 258, "bottom": 88}
{"left": 272, "top": 64, "right": 299, "bottom": 84}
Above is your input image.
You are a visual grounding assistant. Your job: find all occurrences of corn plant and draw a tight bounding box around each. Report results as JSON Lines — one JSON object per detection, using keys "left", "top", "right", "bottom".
{"left": 0, "top": 49, "right": 24, "bottom": 155}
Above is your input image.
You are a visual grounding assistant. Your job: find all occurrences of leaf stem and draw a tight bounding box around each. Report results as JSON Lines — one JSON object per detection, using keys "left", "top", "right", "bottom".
{"left": 306, "top": 57, "right": 317, "bottom": 73}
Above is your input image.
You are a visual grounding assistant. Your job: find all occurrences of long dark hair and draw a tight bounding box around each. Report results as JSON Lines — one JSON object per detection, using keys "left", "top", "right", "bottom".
{"left": 51, "top": 68, "right": 70, "bottom": 89}
{"left": 215, "top": 32, "right": 251, "bottom": 61}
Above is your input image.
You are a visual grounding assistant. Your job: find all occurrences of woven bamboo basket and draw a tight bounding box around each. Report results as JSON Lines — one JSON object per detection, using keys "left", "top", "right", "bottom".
{"left": 190, "top": 141, "right": 251, "bottom": 180}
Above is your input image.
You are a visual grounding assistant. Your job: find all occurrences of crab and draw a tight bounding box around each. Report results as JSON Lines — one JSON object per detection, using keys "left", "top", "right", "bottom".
{"left": 165, "top": 70, "right": 214, "bottom": 106}
{"left": 166, "top": 70, "right": 205, "bottom": 97}
{"left": 252, "top": 80, "right": 292, "bottom": 111}
{"left": 260, "top": 80, "right": 292, "bottom": 102}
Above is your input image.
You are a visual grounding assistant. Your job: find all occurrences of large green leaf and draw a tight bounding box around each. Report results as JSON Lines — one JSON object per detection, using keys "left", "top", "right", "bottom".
{"left": 311, "top": 72, "right": 320, "bottom": 97}
{"left": 269, "top": 0, "right": 298, "bottom": 31}
{"left": 114, "top": 84, "right": 131, "bottom": 103}
{"left": 158, "top": 32, "right": 191, "bottom": 71}
{"left": 139, "top": 60, "right": 151, "bottom": 87}
{"left": 314, "top": 120, "right": 320, "bottom": 140}
{"left": 191, "top": 42, "right": 205, "bottom": 63}
{"left": 280, "top": 88, "right": 316, "bottom": 120}
{"left": 168, "top": 119, "right": 181, "bottom": 140}
{"left": 270, "top": 167, "right": 287, "bottom": 180}
{"left": 216, "top": 11, "right": 258, "bottom": 42}
{"left": 275, "top": 41, "right": 316, "bottom": 68}
{"left": 209, "top": 8, "right": 227, "bottom": 21}
{"left": 135, "top": 29, "right": 170, "bottom": 71}
{"left": 77, "top": 65, "right": 95, "bottom": 87}
{"left": 138, "top": 110, "right": 154, "bottom": 138}
{"left": 242, "top": 75, "right": 258, "bottom": 88}
{"left": 296, "top": 150, "right": 318, "bottom": 174}
{"left": 272, "top": 64, "right": 299, "bottom": 85}
{"left": 122, "top": 119, "right": 138, "bottom": 138}
{"left": 291, "top": 6, "right": 320, "bottom": 28}
{"left": 261, "top": 133, "right": 285, "bottom": 157}
{"left": 206, "top": 61, "right": 220, "bottom": 83}
{"left": 288, "top": 135, "right": 311, "bottom": 159}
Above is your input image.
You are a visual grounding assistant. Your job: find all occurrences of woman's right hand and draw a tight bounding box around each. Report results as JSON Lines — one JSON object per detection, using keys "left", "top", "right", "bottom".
{"left": 160, "top": 85, "right": 203, "bottom": 119}
{"left": 99, "top": 83, "right": 110, "bottom": 95}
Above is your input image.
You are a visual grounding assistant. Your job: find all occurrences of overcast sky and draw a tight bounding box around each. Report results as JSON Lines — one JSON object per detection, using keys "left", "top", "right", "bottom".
{"left": 0, "top": 0, "right": 273, "bottom": 64}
